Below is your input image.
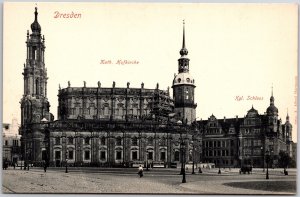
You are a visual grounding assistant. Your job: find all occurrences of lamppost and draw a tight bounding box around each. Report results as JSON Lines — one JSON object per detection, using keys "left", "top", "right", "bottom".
{"left": 191, "top": 140, "right": 195, "bottom": 174}
{"left": 218, "top": 159, "right": 221, "bottom": 174}
{"left": 20, "top": 155, "right": 23, "bottom": 170}
{"left": 65, "top": 150, "right": 68, "bottom": 173}
{"left": 146, "top": 150, "right": 149, "bottom": 171}
{"left": 26, "top": 150, "right": 30, "bottom": 170}
{"left": 181, "top": 141, "right": 186, "bottom": 183}
{"left": 266, "top": 150, "right": 270, "bottom": 179}
{"left": 261, "top": 146, "right": 265, "bottom": 172}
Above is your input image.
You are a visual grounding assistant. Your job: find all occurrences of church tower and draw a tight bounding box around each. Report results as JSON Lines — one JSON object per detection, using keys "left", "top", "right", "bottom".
{"left": 172, "top": 21, "right": 197, "bottom": 125}
{"left": 266, "top": 87, "right": 279, "bottom": 132}
{"left": 20, "top": 7, "right": 50, "bottom": 127}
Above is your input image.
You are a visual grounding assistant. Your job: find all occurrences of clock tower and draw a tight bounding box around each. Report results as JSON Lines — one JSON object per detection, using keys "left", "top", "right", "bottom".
{"left": 172, "top": 21, "right": 197, "bottom": 125}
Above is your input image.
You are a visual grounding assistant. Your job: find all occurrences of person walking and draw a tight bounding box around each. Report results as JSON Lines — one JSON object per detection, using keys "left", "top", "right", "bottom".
{"left": 43, "top": 161, "right": 47, "bottom": 172}
{"left": 138, "top": 165, "right": 143, "bottom": 178}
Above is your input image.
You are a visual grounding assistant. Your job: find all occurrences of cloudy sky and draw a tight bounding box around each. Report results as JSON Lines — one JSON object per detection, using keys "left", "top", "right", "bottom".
{"left": 3, "top": 3, "right": 297, "bottom": 141}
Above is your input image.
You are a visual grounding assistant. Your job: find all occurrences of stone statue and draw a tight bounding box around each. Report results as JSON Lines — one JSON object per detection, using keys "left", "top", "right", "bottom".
{"left": 68, "top": 81, "right": 70, "bottom": 87}
{"left": 156, "top": 83, "right": 159, "bottom": 89}
{"left": 141, "top": 82, "right": 144, "bottom": 89}
{"left": 98, "top": 81, "right": 101, "bottom": 88}
{"left": 127, "top": 82, "right": 130, "bottom": 88}
{"left": 113, "top": 81, "right": 115, "bottom": 88}
{"left": 59, "top": 84, "right": 61, "bottom": 90}
{"left": 83, "top": 81, "right": 86, "bottom": 87}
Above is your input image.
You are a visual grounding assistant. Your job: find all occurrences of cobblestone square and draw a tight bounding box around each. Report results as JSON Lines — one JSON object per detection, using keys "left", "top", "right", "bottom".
{"left": 2, "top": 167, "right": 297, "bottom": 194}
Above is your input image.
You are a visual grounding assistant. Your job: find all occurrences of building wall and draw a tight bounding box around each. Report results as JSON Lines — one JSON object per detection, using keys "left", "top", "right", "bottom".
{"left": 58, "top": 87, "right": 174, "bottom": 121}
{"left": 2, "top": 121, "right": 21, "bottom": 163}
{"left": 45, "top": 121, "right": 199, "bottom": 167}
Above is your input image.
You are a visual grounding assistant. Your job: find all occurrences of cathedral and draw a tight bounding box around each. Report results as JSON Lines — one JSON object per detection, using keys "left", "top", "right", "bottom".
{"left": 19, "top": 7, "right": 292, "bottom": 168}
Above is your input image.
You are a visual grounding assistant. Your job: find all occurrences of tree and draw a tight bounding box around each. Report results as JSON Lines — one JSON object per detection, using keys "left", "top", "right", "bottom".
{"left": 278, "top": 150, "right": 291, "bottom": 175}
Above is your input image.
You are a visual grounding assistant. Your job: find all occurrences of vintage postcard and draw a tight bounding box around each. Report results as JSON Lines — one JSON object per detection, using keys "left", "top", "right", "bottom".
{"left": 2, "top": 2, "right": 297, "bottom": 194}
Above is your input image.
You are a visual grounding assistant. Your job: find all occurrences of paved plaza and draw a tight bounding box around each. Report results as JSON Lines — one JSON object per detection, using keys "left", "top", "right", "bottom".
{"left": 2, "top": 167, "right": 297, "bottom": 194}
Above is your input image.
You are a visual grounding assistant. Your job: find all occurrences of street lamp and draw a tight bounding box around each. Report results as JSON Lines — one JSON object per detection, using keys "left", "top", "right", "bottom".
{"left": 65, "top": 150, "right": 68, "bottom": 173}
{"left": 191, "top": 140, "right": 195, "bottom": 174}
{"left": 266, "top": 150, "right": 270, "bottom": 179}
{"left": 146, "top": 151, "right": 149, "bottom": 171}
{"left": 181, "top": 141, "right": 186, "bottom": 183}
{"left": 27, "top": 150, "right": 30, "bottom": 170}
{"left": 261, "top": 147, "right": 265, "bottom": 172}
{"left": 20, "top": 155, "right": 23, "bottom": 170}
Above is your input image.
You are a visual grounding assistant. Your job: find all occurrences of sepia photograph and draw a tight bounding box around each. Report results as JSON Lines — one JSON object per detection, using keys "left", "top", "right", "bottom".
{"left": 2, "top": 2, "right": 298, "bottom": 194}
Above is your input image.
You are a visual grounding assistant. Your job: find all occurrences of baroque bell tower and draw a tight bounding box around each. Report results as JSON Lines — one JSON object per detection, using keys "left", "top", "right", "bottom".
{"left": 20, "top": 7, "right": 50, "bottom": 127}
{"left": 172, "top": 21, "right": 197, "bottom": 125}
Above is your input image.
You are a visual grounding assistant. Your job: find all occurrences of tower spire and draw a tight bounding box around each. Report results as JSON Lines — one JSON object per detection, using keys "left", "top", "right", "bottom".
{"left": 34, "top": 7, "right": 38, "bottom": 21}
{"left": 179, "top": 20, "right": 188, "bottom": 57}
{"left": 270, "top": 84, "right": 274, "bottom": 105}
{"left": 182, "top": 20, "right": 185, "bottom": 49}
{"left": 31, "top": 6, "right": 41, "bottom": 34}
{"left": 271, "top": 84, "right": 273, "bottom": 97}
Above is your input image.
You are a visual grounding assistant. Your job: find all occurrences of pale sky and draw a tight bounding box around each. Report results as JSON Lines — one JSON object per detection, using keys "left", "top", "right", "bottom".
{"left": 3, "top": 3, "right": 298, "bottom": 142}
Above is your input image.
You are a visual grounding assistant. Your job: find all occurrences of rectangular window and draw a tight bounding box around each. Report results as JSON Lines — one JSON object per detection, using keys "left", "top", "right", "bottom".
{"left": 84, "top": 151, "right": 90, "bottom": 160}
{"left": 148, "top": 152, "right": 153, "bottom": 160}
{"left": 55, "top": 151, "right": 61, "bottom": 160}
{"left": 160, "top": 152, "right": 166, "bottom": 161}
{"left": 174, "top": 151, "right": 179, "bottom": 161}
{"left": 85, "top": 138, "right": 90, "bottom": 145}
{"left": 5, "top": 140, "right": 8, "bottom": 146}
{"left": 132, "top": 151, "right": 138, "bottom": 160}
{"left": 116, "top": 151, "right": 122, "bottom": 160}
{"left": 68, "top": 150, "right": 74, "bottom": 160}
{"left": 100, "top": 151, "right": 106, "bottom": 160}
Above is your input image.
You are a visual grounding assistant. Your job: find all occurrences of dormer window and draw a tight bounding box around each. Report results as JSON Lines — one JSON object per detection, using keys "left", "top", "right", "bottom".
{"left": 186, "top": 78, "right": 190, "bottom": 82}
{"left": 177, "top": 78, "right": 181, "bottom": 83}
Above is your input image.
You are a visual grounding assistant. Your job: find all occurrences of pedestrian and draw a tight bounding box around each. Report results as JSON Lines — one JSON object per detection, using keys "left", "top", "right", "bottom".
{"left": 43, "top": 161, "right": 47, "bottom": 172}
{"left": 138, "top": 165, "right": 143, "bottom": 178}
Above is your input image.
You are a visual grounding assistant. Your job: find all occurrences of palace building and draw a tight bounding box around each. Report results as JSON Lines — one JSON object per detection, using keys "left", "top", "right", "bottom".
{"left": 19, "top": 8, "right": 292, "bottom": 168}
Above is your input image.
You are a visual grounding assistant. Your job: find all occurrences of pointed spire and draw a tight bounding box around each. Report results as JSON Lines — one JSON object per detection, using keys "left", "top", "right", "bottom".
{"left": 34, "top": 7, "right": 38, "bottom": 21}
{"left": 179, "top": 20, "right": 188, "bottom": 56}
{"left": 271, "top": 83, "right": 273, "bottom": 97}
{"left": 270, "top": 84, "right": 274, "bottom": 105}
{"left": 182, "top": 20, "right": 185, "bottom": 49}
{"left": 286, "top": 108, "right": 290, "bottom": 121}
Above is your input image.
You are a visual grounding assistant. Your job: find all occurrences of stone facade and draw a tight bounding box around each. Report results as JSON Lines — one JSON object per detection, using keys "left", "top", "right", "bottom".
{"left": 19, "top": 8, "right": 292, "bottom": 168}
{"left": 2, "top": 119, "right": 21, "bottom": 164}
{"left": 199, "top": 99, "right": 293, "bottom": 168}
{"left": 19, "top": 8, "right": 198, "bottom": 167}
